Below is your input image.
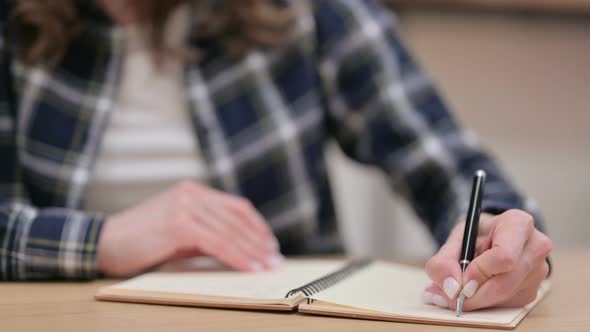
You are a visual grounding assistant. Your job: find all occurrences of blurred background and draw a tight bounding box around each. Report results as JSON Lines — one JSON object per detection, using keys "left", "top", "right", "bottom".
{"left": 329, "top": 0, "right": 590, "bottom": 259}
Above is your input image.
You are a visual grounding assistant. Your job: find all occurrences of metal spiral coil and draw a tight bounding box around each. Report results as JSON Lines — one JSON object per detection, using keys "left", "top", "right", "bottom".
{"left": 284, "top": 259, "right": 373, "bottom": 301}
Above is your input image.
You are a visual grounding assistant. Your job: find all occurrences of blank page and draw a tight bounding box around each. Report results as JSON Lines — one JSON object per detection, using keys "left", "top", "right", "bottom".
{"left": 111, "top": 259, "right": 345, "bottom": 300}
{"left": 309, "top": 261, "right": 549, "bottom": 326}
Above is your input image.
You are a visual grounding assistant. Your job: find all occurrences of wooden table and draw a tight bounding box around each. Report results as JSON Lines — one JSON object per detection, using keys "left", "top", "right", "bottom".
{"left": 1, "top": 250, "right": 588, "bottom": 332}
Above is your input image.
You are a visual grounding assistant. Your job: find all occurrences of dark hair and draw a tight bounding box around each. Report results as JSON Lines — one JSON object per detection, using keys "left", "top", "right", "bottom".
{"left": 11, "top": 0, "right": 298, "bottom": 66}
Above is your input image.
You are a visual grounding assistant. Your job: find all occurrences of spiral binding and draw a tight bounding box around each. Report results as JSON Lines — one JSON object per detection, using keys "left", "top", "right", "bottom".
{"left": 284, "top": 259, "right": 373, "bottom": 302}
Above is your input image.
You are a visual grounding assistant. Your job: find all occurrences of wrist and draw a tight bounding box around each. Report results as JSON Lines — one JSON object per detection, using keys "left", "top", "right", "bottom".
{"left": 96, "top": 212, "right": 178, "bottom": 277}
{"left": 96, "top": 215, "right": 120, "bottom": 276}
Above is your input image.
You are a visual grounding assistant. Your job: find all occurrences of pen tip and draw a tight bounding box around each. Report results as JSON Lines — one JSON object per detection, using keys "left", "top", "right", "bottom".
{"left": 456, "top": 294, "right": 465, "bottom": 318}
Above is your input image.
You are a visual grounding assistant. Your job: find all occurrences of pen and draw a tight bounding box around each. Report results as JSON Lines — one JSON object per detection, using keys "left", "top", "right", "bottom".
{"left": 456, "top": 170, "right": 486, "bottom": 317}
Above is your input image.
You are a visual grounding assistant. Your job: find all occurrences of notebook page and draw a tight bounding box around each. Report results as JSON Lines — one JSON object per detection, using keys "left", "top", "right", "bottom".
{"left": 111, "top": 259, "right": 344, "bottom": 299}
{"left": 309, "top": 261, "right": 548, "bottom": 325}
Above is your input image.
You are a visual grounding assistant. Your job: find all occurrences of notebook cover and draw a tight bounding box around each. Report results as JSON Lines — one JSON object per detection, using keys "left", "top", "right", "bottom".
{"left": 298, "top": 280, "right": 551, "bottom": 329}
{"left": 95, "top": 287, "right": 305, "bottom": 311}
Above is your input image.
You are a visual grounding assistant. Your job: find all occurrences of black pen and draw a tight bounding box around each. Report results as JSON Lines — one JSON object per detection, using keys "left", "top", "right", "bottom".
{"left": 456, "top": 170, "right": 486, "bottom": 317}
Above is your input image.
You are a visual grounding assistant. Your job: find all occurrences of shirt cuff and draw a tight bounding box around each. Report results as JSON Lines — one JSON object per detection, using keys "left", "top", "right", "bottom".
{"left": 12, "top": 206, "right": 105, "bottom": 280}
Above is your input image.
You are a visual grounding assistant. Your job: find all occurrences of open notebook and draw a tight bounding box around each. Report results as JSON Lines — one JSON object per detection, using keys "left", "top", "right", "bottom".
{"left": 95, "top": 259, "right": 550, "bottom": 329}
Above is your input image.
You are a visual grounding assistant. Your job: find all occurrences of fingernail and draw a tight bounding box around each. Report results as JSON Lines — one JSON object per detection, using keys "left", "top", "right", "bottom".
{"left": 249, "top": 261, "right": 263, "bottom": 272}
{"left": 432, "top": 294, "right": 448, "bottom": 308}
{"left": 443, "top": 277, "right": 460, "bottom": 299}
{"left": 267, "top": 254, "right": 284, "bottom": 268}
{"left": 462, "top": 280, "right": 479, "bottom": 298}
{"left": 422, "top": 291, "right": 434, "bottom": 304}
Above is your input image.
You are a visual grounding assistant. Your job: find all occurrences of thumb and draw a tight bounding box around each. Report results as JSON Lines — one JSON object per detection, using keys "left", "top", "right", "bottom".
{"left": 425, "top": 223, "right": 466, "bottom": 300}
{"left": 461, "top": 210, "right": 531, "bottom": 298}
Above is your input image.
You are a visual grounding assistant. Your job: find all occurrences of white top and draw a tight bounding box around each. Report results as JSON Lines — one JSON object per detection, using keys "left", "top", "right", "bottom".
{"left": 85, "top": 5, "right": 204, "bottom": 214}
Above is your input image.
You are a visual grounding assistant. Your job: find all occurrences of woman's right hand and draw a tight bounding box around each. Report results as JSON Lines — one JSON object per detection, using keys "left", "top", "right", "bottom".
{"left": 96, "top": 181, "right": 282, "bottom": 277}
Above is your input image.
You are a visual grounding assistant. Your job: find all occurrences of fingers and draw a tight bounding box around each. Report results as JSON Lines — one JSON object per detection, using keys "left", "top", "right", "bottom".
{"left": 187, "top": 223, "right": 259, "bottom": 272}
{"left": 178, "top": 182, "right": 282, "bottom": 272}
{"left": 423, "top": 283, "right": 452, "bottom": 308}
{"left": 458, "top": 228, "right": 552, "bottom": 311}
{"left": 423, "top": 210, "right": 552, "bottom": 313}
{"left": 460, "top": 210, "right": 534, "bottom": 298}
{"left": 197, "top": 198, "right": 281, "bottom": 270}
{"left": 424, "top": 261, "right": 549, "bottom": 312}
{"left": 184, "top": 204, "right": 272, "bottom": 272}
{"left": 224, "top": 195, "right": 276, "bottom": 240}
{"left": 499, "top": 262, "right": 548, "bottom": 308}
{"left": 425, "top": 223, "right": 463, "bottom": 299}
{"left": 172, "top": 248, "right": 205, "bottom": 260}
{"left": 424, "top": 214, "right": 499, "bottom": 301}
{"left": 200, "top": 184, "right": 277, "bottom": 248}
{"left": 223, "top": 195, "right": 279, "bottom": 250}
{"left": 425, "top": 251, "right": 463, "bottom": 300}
{"left": 461, "top": 261, "right": 549, "bottom": 311}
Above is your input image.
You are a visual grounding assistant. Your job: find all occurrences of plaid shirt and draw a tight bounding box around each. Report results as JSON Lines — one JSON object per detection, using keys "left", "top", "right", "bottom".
{"left": 0, "top": 0, "right": 544, "bottom": 280}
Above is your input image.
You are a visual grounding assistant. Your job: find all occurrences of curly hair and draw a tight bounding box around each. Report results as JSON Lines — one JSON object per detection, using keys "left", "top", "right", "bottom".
{"left": 10, "top": 0, "right": 298, "bottom": 66}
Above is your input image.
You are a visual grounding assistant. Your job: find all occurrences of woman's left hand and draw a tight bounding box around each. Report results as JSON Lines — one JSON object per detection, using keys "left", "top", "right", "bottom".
{"left": 423, "top": 210, "right": 553, "bottom": 311}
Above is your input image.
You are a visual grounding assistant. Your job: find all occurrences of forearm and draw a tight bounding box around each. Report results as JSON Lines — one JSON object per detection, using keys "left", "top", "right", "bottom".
{"left": 312, "top": 0, "right": 546, "bottom": 245}
{"left": 0, "top": 21, "right": 106, "bottom": 280}
{"left": 416, "top": 133, "right": 547, "bottom": 246}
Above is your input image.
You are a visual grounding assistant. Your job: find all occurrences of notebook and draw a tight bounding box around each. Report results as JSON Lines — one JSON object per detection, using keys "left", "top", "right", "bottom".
{"left": 95, "top": 258, "right": 550, "bottom": 329}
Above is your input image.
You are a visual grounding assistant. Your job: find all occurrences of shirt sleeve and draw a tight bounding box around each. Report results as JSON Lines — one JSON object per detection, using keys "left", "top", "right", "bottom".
{"left": 313, "top": 0, "right": 547, "bottom": 245}
{"left": 0, "top": 12, "right": 105, "bottom": 280}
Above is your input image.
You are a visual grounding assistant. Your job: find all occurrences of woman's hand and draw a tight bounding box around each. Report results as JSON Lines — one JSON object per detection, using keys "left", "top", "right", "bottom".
{"left": 423, "top": 210, "right": 552, "bottom": 311}
{"left": 97, "top": 181, "right": 282, "bottom": 277}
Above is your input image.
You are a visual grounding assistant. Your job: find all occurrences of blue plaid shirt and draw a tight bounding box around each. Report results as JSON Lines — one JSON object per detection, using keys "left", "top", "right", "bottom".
{"left": 0, "top": 0, "right": 544, "bottom": 280}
